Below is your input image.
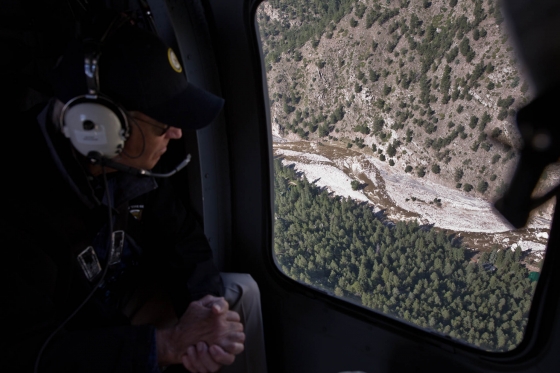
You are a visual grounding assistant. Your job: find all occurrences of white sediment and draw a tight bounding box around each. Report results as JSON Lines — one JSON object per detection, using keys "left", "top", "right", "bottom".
{"left": 274, "top": 145, "right": 551, "bottom": 238}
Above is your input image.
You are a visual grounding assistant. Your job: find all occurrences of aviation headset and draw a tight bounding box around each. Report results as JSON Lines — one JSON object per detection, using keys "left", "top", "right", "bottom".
{"left": 55, "top": 16, "right": 196, "bottom": 178}
{"left": 59, "top": 17, "right": 130, "bottom": 159}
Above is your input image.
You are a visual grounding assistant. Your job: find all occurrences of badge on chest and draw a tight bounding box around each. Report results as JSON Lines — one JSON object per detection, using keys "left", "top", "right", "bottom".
{"left": 77, "top": 230, "right": 125, "bottom": 281}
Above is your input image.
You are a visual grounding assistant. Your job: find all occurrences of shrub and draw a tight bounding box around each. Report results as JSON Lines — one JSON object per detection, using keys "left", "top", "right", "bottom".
{"left": 355, "top": 3, "right": 367, "bottom": 18}
{"left": 373, "top": 118, "right": 385, "bottom": 133}
{"left": 469, "top": 116, "right": 479, "bottom": 129}
{"left": 383, "top": 84, "right": 392, "bottom": 96}
{"left": 365, "top": 10, "right": 379, "bottom": 29}
{"left": 369, "top": 69, "right": 380, "bottom": 82}
{"left": 354, "top": 124, "right": 370, "bottom": 135}
{"left": 446, "top": 46, "right": 459, "bottom": 63}
{"left": 318, "top": 124, "right": 330, "bottom": 137}
{"left": 463, "top": 183, "right": 473, "bottom": 192}
{"left": 459, "top": 38, "right": 471, "bottom": 56}
{"left": 355, "top": 137, "right": 366, "bottom": 149}
{"left": 431, "top": 164, "right": 441, "bottom": 174}
{"left": 498, "top": 96, "right": 515, "bottom": 108}
{"left": 491, "top": 128, "right": 502, "bottom": 138}
{"left": 473, "top": 28, "right": 480, "bottom": 41}
{"left": 406, "top": 129, "right": 413, "bottom": 143}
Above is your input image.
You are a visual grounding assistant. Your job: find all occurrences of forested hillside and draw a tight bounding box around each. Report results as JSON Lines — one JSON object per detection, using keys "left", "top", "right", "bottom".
{"left": 258, "top": 0, "right": 536, "bottom": 199}
{"left": 274, "top": 158, "right": 536, "bottom": 351}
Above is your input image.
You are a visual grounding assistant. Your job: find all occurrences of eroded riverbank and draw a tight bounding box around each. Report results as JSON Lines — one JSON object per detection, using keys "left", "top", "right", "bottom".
{"left": 274, "top": 140, "right": 550, "bottom": 261}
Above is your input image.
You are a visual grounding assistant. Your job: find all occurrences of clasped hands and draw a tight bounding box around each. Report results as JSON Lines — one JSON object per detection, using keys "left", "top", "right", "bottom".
{"left": 156, "top": 295, "right": 245, "bottom": 373}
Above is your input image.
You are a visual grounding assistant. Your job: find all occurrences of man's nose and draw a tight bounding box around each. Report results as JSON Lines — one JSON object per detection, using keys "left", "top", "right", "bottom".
{"left": 166, "top": 126, "right": 182, "bottom": 139}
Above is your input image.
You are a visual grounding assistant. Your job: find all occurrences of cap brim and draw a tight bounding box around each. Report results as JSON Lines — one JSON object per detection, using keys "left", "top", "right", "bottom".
{"left": 142, "top": 83, "right": 224, "bottom": 130}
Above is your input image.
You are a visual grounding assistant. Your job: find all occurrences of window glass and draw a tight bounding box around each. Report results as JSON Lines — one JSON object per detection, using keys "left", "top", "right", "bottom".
{"left": 257, "top": 0, "right": 553, "bottom": 351}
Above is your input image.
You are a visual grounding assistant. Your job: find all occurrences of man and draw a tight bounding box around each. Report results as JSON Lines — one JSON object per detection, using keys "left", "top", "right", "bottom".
{"left": 2, "top": 17, "right": 265, "bottom": 373}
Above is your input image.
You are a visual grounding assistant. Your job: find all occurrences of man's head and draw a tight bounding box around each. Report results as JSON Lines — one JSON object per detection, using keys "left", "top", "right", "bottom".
{"left": 117, "top": 110, "right": 183, "bottom": 171}
{"left": 52, "top": 21, "right": 224, "bottom": 171}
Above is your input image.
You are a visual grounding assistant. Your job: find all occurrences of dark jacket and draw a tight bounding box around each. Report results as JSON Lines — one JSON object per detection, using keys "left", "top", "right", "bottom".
{"left": 2, "top": 103, "right": 223, "bottom": 372}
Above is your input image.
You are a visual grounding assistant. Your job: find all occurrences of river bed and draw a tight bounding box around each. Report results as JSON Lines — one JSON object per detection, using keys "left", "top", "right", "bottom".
{"left": 274, "top": 140, "right": 550, "bottom": 256}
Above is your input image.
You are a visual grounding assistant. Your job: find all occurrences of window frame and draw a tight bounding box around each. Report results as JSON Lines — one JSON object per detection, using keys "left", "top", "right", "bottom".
{"left": 247, "top": 0, "right": 560, "bottom": 364}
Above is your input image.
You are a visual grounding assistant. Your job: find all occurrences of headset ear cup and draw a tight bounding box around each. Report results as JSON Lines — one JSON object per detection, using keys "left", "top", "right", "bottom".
{"left": 61, "top": 96, "right": 128, "bottom": 158}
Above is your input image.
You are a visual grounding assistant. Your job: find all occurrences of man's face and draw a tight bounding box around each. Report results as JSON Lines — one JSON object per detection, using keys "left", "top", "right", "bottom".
{"left": 114, "top": 111, "right": 183, "bottom": 170}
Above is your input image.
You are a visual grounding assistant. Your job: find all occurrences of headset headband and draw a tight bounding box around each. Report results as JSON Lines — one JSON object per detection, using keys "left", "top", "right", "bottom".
{"left": 59, "top": 16, "right": 131, "bottom": 158}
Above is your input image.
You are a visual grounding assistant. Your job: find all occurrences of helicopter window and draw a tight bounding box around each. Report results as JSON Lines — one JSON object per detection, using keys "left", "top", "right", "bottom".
{"left": 256, "top": 0, "right": 552, "bottom": 352}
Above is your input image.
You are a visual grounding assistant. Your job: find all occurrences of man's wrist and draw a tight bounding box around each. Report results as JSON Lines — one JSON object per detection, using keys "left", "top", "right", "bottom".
{"left": 155, "top": 328, "right": 176, "bottom": 366}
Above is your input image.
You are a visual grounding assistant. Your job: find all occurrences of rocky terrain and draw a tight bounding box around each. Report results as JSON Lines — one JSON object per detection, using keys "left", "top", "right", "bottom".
{"left": 258, "top": 0, "right": 555, "bottom": 268}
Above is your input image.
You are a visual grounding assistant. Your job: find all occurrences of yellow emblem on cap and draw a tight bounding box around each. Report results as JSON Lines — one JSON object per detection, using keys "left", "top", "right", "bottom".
{"left": 168, "top": 48, "right": 183, "bottom": 73}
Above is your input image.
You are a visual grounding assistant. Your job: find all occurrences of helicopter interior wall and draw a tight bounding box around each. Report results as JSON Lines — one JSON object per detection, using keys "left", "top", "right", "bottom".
{"left": 152, "top": 0, "right": 233, "bottom": 272}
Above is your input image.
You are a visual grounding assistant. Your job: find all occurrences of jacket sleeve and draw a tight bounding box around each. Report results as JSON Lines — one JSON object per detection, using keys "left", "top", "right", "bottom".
{"left": 138, "top": 176, "right": 224, "bottom": 315}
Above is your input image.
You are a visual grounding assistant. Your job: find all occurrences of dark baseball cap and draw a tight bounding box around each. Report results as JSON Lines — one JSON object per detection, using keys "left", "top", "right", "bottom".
{"left": 52, "top": 24, "right": 224, "bottom": 130}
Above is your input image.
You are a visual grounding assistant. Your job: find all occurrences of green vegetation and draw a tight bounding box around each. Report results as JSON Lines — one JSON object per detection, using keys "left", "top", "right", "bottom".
{"left": 454, "top": 168, "right": 464, "bottom": 182}
{"left": 274, "top": 160, "right": 535, "bottom": 351}
{"left": 260, "top": 0, "right": 356, "bottom": 63}
{"left": 432, "top": 164, "right": 441, "bottom": 174}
